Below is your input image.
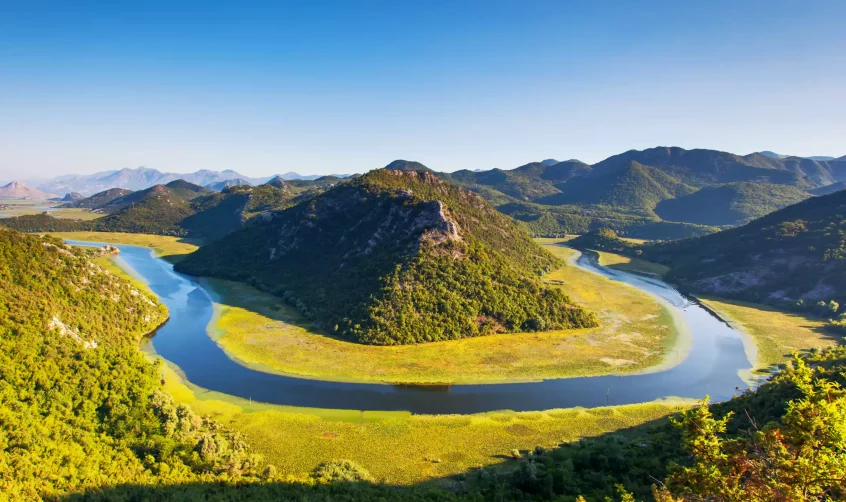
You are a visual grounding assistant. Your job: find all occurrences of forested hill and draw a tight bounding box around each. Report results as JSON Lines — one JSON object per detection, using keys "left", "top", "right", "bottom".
{"left": 176, "top": 169, "right": 597, "bottom": 345}
{"left": 0, "top": 181, "right": 324, "bottom": 240}
{"left": 646, "top": 189, "right": 846, "bottom": 309}
{"left": 0, "top": 229, "right": 270, "bottom": 498}
{"left": 440, "top": 147, "right": 846, "bottom": 238}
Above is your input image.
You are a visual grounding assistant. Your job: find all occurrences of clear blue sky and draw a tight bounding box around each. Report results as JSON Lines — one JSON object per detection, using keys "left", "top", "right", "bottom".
{"left": 1, "top": 0, "right": 844, "bottom": 179}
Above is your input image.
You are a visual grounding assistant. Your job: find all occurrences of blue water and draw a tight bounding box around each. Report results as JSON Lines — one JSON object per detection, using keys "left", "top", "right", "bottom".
{"left": 68, "top": 240, "right": 752, "bottom": 414}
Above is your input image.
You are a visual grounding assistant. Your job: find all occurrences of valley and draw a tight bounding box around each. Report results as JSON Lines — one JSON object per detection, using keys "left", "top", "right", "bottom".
{"left": 5, "top": 158, "right": 845, "bottom": 500}
{"left": 50, "top": 226, "right": 839, "bottom": 492}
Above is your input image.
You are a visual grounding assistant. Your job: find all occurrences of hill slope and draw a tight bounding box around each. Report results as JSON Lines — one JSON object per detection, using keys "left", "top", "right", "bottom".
{"left": 0, "top": 181, "right": 56, "bottom": 199}
{"left": 0, "top": 229, "right": 271, "bottom": 498}
{"left": 654, "top": 182, "right": 812, "bottom": 226}
{"left": 93, "top": 185, "right": 197, "bottom": 235}
{"left": 589, "top": 147, "right": 810, "bottom": 187}
{"left": 811, "top": 181, "right": 846, "bottom": 196}
{"left": 61, "top": 188, "right": 134, "bottom": 209}
{"left": 647, "top": 190, "right": 846, "bottom": 307}
{"left": 539, "top": 161, "right": 696, "bottom": 214}
{"left": 176, "top": 169, "right": 597, "bottom": 345}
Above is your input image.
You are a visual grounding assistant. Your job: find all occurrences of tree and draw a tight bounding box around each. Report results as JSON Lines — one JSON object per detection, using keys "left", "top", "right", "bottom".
{"left": 664, "top": 357, "right": 846, "bottom": 501}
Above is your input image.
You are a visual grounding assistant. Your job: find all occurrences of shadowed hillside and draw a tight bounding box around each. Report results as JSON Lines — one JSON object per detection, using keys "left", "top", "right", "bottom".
{"left": 648, "top": 189, "right": 846, "bottom": 308}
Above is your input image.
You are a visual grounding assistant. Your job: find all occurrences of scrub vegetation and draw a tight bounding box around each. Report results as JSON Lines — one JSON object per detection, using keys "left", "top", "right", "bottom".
{"left": 177, "top": 169, "right": 598, "bottom": 346}
{"left": 199, "top": 240, "right": 678, "bottom": 384}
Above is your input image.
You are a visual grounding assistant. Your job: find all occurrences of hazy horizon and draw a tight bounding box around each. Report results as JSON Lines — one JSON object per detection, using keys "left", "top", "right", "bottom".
{"left": 2, "top": 144, "right": 845, "bottom": 185}
{"left": 2, "top": 1, "right": 845, "bottom": 180}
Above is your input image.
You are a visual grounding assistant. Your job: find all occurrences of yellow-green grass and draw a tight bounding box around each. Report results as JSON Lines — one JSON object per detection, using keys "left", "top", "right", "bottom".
{"left": 154, "top": 358, "right": 686, "bottom": 485}
{"left": 46, "top": 231, "right": 200, "bottom": 262}
{"left": 48, "top": 208, "right": 104, "bottom": 220}
{"left": 0, "top": 199, "right": 102, "bottom": 220}
{"left": 90, "top": 232, "right": 688, "bottom": 485}
{"left": 698, "top": 297, "right": 838, "bottom": 377}
{"left": 595, "top": 250, "right": 670, "bottom": 277}
{"left": 200, "top": 242, "right": 681, "bottom": 385}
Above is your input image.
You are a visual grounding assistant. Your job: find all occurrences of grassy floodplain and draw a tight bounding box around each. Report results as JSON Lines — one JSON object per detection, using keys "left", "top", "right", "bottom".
{"left": 65, "top": 232, "right": 689, "bottom": 484}
{"left": 699, "top": 297, "right": 836, "bottom": 376}
{"left": 157, "top": 359, "right": 686, "bottom": 485}
{"left": 566, "top": 245, "right": 839, "bottom": 378}
{"left": 595, "top": 250, "right": 671, "bottom": 277}
{"left": 200, "top": 239, "right": 681, "bottom": 384}
{"left": 46, "top": 231, "right": 200, "bottom": 262}
{"left": 0, "top": 199, "right": 103, "bottom": 220}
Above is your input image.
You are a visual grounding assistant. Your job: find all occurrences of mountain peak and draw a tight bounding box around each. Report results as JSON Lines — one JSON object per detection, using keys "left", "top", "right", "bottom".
{"left": 176, "top": 170, "right": 596, "bottom": 345}
{"left": 383, "top": 160, "right": 432, "bottom": 172}
{"left": 0, "top": 181, "right": 56, "bottom": 199}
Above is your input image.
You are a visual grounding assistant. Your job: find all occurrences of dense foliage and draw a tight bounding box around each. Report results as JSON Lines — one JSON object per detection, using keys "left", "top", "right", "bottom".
{"left": 568, "top": 229, "right": 641, "bottom": 256}
{"left": 0, "top": 181, "right": 322, "bottom": 241}
{"left": 0, "top": 213, "right": 91, "bottom": 232}
{"left": 176, "top": 169, "right": 597, "bottom": 345}
{"left": 654, "top": 182, "right": 811, "bottom": 226}
{"left": 646, "top": 189, "right": 846, "bottom": 313}
{"left": 0, "top": 229, "right": 266, "bottom": 499}
{"left": 439, "top": 147, "right": 839, "bottom": 239}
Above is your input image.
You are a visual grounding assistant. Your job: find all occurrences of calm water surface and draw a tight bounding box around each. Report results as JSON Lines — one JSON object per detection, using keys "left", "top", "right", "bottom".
{"left": 68, "top": 240, "right": 752, "bottom": 414}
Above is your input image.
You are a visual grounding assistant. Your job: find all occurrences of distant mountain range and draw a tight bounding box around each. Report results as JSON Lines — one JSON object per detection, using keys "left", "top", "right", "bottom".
{"left": 15, "top": 167, "right": 353, "bottom": 196}
{"left": 0, "top": 181, "right": 56, "bottom": 200}
{"left": 4, "top": 147, "right": 846, "bottom": 241}
{"left": 433, "top": 147, "right": 846, "bottom": 238}
{"left": 756, "top": 151, "right": 838, "bottom": 161}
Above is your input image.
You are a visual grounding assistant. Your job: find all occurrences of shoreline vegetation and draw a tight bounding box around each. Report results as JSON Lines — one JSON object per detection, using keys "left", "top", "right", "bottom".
{"left": 56, "top": 232, "right": 689, "bottom": 484}
{"left": 57, "top": 231, "right": 685, "bottom": 385}
{"left": 564, "top": 243, "right": 839, "bottom": 377}
{"left": 49, "top": 231, "right": 843, "bottom": 488}
{"left": 154, "top": 355, "right": 690, "bottom": 485}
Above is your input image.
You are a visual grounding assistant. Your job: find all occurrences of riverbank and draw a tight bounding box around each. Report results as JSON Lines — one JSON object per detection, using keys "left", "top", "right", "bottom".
{"left": 575, "top": 245, "right": 840, "bottom": 378}
{"left": 155, "top": 356, "right": 687, "bottom": 485}
{"left": 47, "top": 231, "right": 200, "bottom": 262}
{"left": 196, "top": 241, "right": 680, "bottom": 385}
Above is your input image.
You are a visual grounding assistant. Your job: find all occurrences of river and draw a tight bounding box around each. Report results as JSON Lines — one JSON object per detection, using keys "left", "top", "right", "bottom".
{"left": 68, "top": 240, "right": 752, "bottom": 414}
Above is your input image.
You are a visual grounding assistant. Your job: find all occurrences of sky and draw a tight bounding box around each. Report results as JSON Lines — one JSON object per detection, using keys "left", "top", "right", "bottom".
{"left": 1, "top": 0, "right": 845, "bottom": 179}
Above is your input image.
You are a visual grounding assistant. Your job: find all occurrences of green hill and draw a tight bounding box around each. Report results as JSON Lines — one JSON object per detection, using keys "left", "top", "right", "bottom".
{"left": 647, "top": 189, "right": 846, "bottom": 308}
{"left": 384, "top": 159, "right": 433, "bottom": 172}
{"left": 181, "top": 184, "right": 301, "bottom": 241}
{"left": 61, "top": 187, "right": 133, "bottom": 209}
{"left": 1, "top": 181, "right": 315, "bottom": 240}
{"left": 93, "top": 184, "right": 196, "bottom": 235}
{"left": 539, "top": 161, "right": 696, "bottom": 214}
{"left": 0, "top": 229, "right": 272, "bottom": 499}
{"left": 590, "top": 147, "right": 811, "bottom": 187}
{"left": 654, "top": 182, "right": 812, "bottom": 226}
{"left": 176, "top": 169, "right": 597, "bottom": 345}
{"left": 164, "top": 179, "right": 213, "bottom": 199}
